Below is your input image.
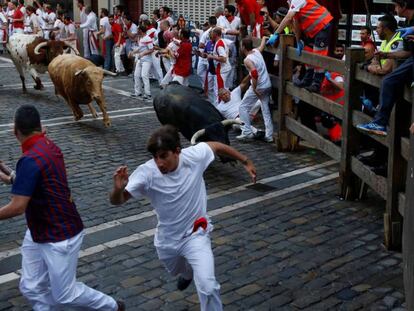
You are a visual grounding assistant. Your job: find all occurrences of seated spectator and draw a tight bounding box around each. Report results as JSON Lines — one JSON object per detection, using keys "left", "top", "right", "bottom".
{"left": 367, "top": 15, "right": 403, "bottom": 76}
{"left": 334, "top": 43, "right": 345, "bottom": 61}
{"left": 356, "top": 0, "right": 413, "bottom": 136}
{"left": 360, "top": 26, "right": 377, "bottom": 61}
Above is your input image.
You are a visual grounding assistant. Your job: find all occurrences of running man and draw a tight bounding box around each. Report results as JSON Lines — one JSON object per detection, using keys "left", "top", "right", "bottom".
{"left": 110, "top": 125, "right": 256, "bottom": 311}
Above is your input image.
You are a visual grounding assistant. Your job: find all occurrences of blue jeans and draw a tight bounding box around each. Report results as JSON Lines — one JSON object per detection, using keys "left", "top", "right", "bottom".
{"left": 104, "top": 39, "right": 114, "bottom": 71}
{"left": 374, "top": 56, "right": 413, "bottom": 126}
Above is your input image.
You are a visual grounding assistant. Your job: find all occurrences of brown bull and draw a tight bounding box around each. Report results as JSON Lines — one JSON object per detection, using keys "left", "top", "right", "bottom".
{"left": 48, "top": 54, "right": 116, "bottom": 127}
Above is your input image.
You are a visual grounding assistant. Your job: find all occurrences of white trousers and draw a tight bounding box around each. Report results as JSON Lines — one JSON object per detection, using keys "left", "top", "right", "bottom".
{"left": 151, "top": 52, "right": 163, "bottom": 84}
{"left": 134, "top": 60, "right": 152, "bottom": 96}
{"left": 162, "top": 57, "right": 173, "bottom": 74}
{"left": 157, "top": 229, "right": 222, "bottom": 311}
{"left": 82, "top": 29, "right": 90, "bottom": 58}
{"left": 239, "top": 86, "right": 273, "bottom": 139}
{"left": 172, "top": 74, "right": 189, "bottom": 86}
{"left": 197, "top": 60, "right": 217, "bottom": 105}
{"left": 197, "top": 60, "right": 208, "bottom": 89}
{"left": 161, "top": 66, "right": 173, "bottom": 87}
{"left": 20, "top": 230, "right": 117, "bottom": 311}
{"left": 114, "top": 44, "right": 125, "bottom": 73}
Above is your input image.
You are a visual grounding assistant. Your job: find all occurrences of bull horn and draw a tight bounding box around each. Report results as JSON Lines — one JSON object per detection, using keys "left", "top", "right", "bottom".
{"left": 34, "top": 42, "right": 48, "bottom": 55}
{"left": 190, "top": 128, "right": 206, "bottom": 145}
{"left": 102, "top": 69, "right": 117, "bottom": 76}
{"left": 64, "top": 44, "right": 80, "bottom": 55}
{"left": 221, "top": 119, "right": 243, "bottom": 127}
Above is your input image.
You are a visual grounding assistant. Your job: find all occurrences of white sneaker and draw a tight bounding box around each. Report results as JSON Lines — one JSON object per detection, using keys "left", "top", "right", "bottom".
{"left": 236, "top": 133, "right": 255, "bottom": 141}
{"left": 264, "top": 136, "right": 274, "bottom": 143}
{"left": 131, "top": 93, "right": 142, "bottom": 98}
{"left": 143, "top": 95, "right": 152, "bottom": 101}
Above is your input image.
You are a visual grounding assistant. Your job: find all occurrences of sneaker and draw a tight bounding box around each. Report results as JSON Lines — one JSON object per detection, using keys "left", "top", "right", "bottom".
{"left": 142, "top": 95, "right": 152, "bottom": 101}
{"left": 130, "top": 93, "right": 142, "bottom": 98}
{"left": 177, "top": 276, "right": 192, "bottom": 291}
{"left": 263, "top": 136, "right": 274, "bottom": 143}
{"left": 356, "top": 122, "right": 387, "bottom": 136}
{"left": 116, "top": 300, "right": 126, "bottom": 311}
{"left": 236, "top": 133, "right": 255, "bottom": 141}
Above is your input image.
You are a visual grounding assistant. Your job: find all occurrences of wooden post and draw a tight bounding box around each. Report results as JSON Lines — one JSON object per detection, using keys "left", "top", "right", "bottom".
{"left": 339, "top": 47, "right": 365, "bottom": 199}
{"left": 276, "top": 35, "right": 297, "bottom": 151}
{"left": 385, "top": 105, "right": 405, "bottom": 249}
{"left": 404, "top": 91, "right": 414, "bottom": 311}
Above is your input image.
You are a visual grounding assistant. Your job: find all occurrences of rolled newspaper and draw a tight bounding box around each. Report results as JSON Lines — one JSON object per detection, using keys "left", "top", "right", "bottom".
{"left": 0, "top": 161, "right": 12, "bottom": 176}
{"left": 0, "top": 161, "right": 15, "bottom": 184}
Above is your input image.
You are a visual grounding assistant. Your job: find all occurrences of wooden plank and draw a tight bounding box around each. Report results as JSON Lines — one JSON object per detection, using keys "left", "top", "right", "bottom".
{"left": 403, "top": 89, "right": 414, "bottom": 311}
{"left": 286, "top": 82, "right": 343, "bottom": 120}
{"left": 399, "top": 192, "right": 406, "bottom": 217}
{"left": 277, "top": 35, "right": 297, "bottom": 151}
{"left": 285, "top": 116, "right": 341, "bottom": 161}
{"left": 355, "top": 67, "right": 383, "bottom": 88}
{"left": 287, "top": 47, "right": 346, "bottom": 75}
{"left": 352, "top": 110, "right": 388, "bottom": 147}
{"left": 385, "top": 105, "right": 404, "bottom": 249}
{"left": 401, "top": 137, "right": 409, "bottom": 161}
{"left": 351, "top": 156, "right": 387, "bottom": 199}
{"left": 355, "top": 67, "right": 411, "bottom": 102}
{"left": 269, "top": 74, "right": 280, "bottom": 90}
{"left": 340, "top": 48, "right": 367, "bottom": 200}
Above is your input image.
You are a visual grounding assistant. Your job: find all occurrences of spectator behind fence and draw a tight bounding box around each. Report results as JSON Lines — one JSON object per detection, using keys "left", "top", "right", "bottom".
{"left": 357, "top": 0, "right": 413, "bottom": 136}
{"left": 360, "top": 26, "right": 377, "bottom": 61}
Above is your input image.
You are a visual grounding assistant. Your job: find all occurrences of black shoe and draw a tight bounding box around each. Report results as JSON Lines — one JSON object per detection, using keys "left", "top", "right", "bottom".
{"left": 305, "top": 72, "right": 325, "bottom": 93}
{"left": 371, "top": 164, "right": 387, "bottom": 177}
{"left": 116, "top": 300, "right": 126, "bottom": 311}
{"left": 359, "top": 152, "right": 386, "bottom": 167}
{"left": 293, "top": 68, "right": 314, "bottom": 88}
{"left": 177, "top": 276, "right": 192, "bottom": 291}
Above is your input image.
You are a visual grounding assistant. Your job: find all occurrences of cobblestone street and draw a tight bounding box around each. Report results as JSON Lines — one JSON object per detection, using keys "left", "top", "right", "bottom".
{"left": 0, "top": 55, "right": 406, "bottom": 310}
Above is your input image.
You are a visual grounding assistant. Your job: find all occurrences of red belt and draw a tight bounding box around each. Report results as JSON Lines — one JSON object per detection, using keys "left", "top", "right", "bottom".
{"left": 192, "top": 217, "right": 208, "bottom": 233}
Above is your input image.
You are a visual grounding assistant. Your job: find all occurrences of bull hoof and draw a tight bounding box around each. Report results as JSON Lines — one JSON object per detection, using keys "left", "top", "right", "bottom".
{"left": 103, "top": 119, "right": 111, "bottom": 127}
{"left": 34, "top": 84, "right": 44, "bottom": 90}
{"left": 74, "top": 115, "right": 83, "bottom": 121}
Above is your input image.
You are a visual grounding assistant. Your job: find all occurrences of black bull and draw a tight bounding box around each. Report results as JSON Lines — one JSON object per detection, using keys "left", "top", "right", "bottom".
{"left": 153, "top": 84, "right": 232, "bottom": 145}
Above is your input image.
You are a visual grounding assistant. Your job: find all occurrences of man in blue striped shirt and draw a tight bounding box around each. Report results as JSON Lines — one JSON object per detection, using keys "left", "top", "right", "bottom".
{"left": 0, "top": 105, "right": 125, "bottom": 310}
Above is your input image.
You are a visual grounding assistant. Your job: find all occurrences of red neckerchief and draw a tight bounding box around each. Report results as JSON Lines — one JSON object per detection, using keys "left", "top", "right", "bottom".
{"left": 21, "top": 133, "right": 45, "bottom": 153}
{"left": 226, "top": 15, "right": 235, "bottom": 23}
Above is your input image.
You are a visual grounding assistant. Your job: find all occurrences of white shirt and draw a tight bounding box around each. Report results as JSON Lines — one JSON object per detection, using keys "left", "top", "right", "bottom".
{"left": 217, "top": 86, "right": 242, "bottom": 119}
{"left": 289, "top": 0, "right": 307, "bottom": 13}
{"left": 100, "top": 16, "right": 111, "bottom": 38}
{"left": 53, "top": 19, "right": 65, "bottom": 39}
{"left": 24, "top": 14, "right": 39, "bottom": 33}
{"left": 44, "top": 11, "right": 56, "bottom": 29}
{"left": 126, "top": 143, "right": 215, "bottom": 248}
{"left": 80, "top": 7, "right": 87, "bottom": 24}
{"left": 64, "top": 23, "right": 76, "bottom": 38}
{"left": 213, "top": 38, "right": 231, "bottom": 72}
{"left": 166, "top": 39, "right": 180, "bottom": 65}
{"left": 80, "top": 12, "right": 97, "bottom": 31}
{"left": 217, "top": 15, "right": 241, "bottom": 43}
{"left": 134, "top": 34, "right": 154, "bottom": 62}
{"left": 246, "top": 48, "right": 271, "bottom": 89}
{"left": 0, "top": 12, "right": 7, "bottom": 25}
{"left": 35, "top": 8, "right": 45, "bottom": 28}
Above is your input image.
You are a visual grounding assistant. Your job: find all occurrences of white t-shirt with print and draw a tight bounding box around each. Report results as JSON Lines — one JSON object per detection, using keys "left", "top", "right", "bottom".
{"left": 125, "top": 143, "right": 215, "bottom": 248}
{"left": 288, "top": 0, "right": 307, "bottom": 13}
